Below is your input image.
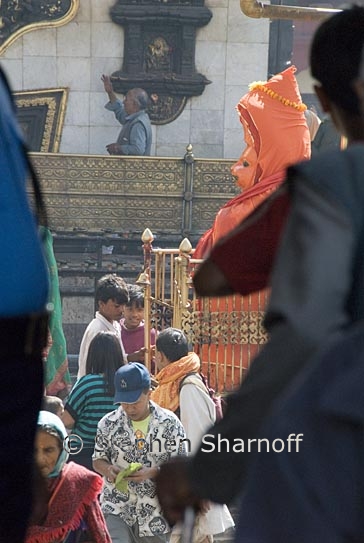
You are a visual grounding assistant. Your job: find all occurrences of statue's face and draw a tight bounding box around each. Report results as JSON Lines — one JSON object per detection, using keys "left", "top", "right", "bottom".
{"left": 231, "top": 124, "right": 258, "bottom": 190}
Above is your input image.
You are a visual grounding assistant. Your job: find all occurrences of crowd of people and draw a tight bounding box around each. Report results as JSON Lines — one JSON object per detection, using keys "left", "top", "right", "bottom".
{"left": 3, "top": 5, "right": 364, "bottom": 543}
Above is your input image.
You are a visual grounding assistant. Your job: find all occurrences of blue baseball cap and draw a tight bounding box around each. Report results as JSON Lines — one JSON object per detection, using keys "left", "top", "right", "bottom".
{"left": 114, "top": 363, "right": 151, "bottom": 404}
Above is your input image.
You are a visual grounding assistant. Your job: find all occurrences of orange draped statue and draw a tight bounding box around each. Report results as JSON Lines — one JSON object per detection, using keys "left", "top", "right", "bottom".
{"left": 194, "top": 66, "right": 311, "bottom": 391}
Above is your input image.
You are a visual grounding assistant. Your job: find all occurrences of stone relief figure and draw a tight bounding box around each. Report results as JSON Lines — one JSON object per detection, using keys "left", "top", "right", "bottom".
{"left": 146, "top": 94, "right": 187, "bottom": 124}
{"left": 145, "top": 37, "right": 172, "bottom": 73}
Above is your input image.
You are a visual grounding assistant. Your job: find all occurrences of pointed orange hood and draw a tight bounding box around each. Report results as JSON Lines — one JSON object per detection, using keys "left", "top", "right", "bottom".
{"left": 233, "top": 65, "right": 310, "bottom": 189}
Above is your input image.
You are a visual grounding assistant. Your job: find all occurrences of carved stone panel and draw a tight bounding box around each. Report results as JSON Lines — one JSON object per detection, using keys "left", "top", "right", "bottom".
{"left": 30, "top": 152, "right": 236, "bottom": 235}
{"left": 0, "top": 0, "right": 79, "bottom": 55}
{"left": 109, "top": 0, "right": 212, "bottom": 124}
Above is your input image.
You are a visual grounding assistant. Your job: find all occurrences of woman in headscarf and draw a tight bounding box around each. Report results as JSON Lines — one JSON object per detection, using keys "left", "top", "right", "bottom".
{"left": 193, "top": 66, "right": 311, "bottom": 391}
{"left": 26, "top": 411, "right": 111, "bottom": 543}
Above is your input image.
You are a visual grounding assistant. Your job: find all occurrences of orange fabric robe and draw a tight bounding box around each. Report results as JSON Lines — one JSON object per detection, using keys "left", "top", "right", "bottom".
{"left": 194, "top": 66, "right": 311, "bottom": 391}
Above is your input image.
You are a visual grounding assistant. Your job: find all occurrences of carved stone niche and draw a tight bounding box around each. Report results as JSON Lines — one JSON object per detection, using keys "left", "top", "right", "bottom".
{"left": 0, "top": 1, "right": 79, "bottom": 55}
{"left": 109, "top": 0, "right": 212, "bottom": 124}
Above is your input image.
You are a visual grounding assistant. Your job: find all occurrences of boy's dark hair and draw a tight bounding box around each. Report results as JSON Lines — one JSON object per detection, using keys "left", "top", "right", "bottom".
{"left": 156, "top": 327, "right": 189, "bottom": 362}
{"left": 126, "top": 283, "right": 145, "bottom": 308}
{"left": 85, "top": 331, "right": 125, "bottom": 395}
{"left": 95, "top": 274, "right": 129, "bottom": 305}
{"left": 310, "top": 6, "right": 364, "bottom": 115}
{"left": 41, "top": 395, "right": 63, "bottom": 416}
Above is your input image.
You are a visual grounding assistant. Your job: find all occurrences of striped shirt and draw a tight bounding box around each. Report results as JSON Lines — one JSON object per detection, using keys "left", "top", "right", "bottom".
{"left": 65, "top": 374, "right": 115, "bottom": 446}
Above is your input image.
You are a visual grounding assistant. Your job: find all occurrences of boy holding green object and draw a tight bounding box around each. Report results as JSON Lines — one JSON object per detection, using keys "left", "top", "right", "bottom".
{"left": 93, "top": 363, "right": 188, "bottom": 543}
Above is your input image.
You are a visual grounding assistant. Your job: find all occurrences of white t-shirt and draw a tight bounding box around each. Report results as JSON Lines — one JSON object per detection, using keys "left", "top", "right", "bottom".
{"left": 77, "top": 311, "right": 126, "bottom": 379}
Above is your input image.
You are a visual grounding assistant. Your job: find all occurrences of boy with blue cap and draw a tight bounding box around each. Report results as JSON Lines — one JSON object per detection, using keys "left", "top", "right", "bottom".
{"left": 93, "top": 362, "right": 187, "bottom": 543}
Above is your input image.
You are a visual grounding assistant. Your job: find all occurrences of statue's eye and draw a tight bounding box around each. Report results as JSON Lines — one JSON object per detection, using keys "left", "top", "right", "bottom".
{"left": 243, "top": 160, "right": 249, "bottom": 167}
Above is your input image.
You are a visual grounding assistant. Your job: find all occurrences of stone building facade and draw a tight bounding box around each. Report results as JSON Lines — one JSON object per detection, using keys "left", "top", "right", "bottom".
{"left": 0, "top": 0, "right": 270, "bottom": 159}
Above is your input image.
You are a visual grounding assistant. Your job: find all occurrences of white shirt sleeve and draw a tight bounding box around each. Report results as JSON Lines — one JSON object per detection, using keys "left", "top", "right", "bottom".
{"left": 179, "top": 383, "right": 216, "bottom": 454}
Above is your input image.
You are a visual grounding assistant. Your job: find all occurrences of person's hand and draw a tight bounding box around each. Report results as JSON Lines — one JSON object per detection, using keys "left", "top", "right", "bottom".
{"left": 106, "top": 464, "right": 121, "bottom": 483}
{"left": 125, "top": 466, "right": 153, "bottom": 483}
{"left": 101, "top": 74, "right": 113, "bottom": 94}
{"left": 127, "top": 347, "right": 147, "bottom": 362}
{"left": 106, "top": 143, "right": 123, "bottom": 155}
{"left": 156, "top": 457, "right": 205, "bottom": 526}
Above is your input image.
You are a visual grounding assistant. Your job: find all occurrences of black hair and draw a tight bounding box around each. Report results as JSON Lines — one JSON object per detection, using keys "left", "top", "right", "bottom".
{"left": 85, "top": 331, "right": 125, "bottom": 395}
{"left": 156, "top": 327, "right": 189, "bottom": 362}
{"left": 310, "top": 6, "right": 364, "bottom": 115}
{"left": 126, "top": 283, "right": 145, "bottom": 308}
{"left": 95, "top": 274, "right": 129, "bottom": 305}
{"left": 41, "top": 395, "right": 63, "bottom": 415}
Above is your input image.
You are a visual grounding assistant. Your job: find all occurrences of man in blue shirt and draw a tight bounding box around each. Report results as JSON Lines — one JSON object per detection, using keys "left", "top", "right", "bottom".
{"left": 102, "top": 74, "right": 152, "bottom": 156}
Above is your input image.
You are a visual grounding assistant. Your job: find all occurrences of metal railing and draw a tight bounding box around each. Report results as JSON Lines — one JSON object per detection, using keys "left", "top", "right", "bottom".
{"left": 139, "top": 229, "right": 269, "bottom": 393}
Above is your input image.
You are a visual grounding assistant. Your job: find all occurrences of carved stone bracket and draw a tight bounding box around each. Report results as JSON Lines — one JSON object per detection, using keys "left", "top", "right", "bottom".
{"left": 0, "top": 0, "right": 79, "bottom": 55}
{"left": 109, "top": 0, "right": 212, "bottom": 124}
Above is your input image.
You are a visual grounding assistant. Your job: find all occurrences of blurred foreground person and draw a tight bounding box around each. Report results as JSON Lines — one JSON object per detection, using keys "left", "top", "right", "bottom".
{"left": 156, "top": 6, "right": 364, "bottom": 528}
{"left": 235, "top": 323, "right": 364, "bottom": 542}
{"left": 235, "top": 22, "right": 364, "bottom": 543}
{"left": 0, "top": 66, "right": 49, "bottom": 542}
